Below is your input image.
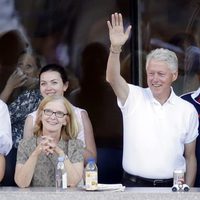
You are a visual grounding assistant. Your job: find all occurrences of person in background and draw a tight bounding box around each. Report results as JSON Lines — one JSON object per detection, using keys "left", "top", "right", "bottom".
{"left": 15, "top": 95, "right": 83, "bottom": 187}
{"left": 181, "top": 71, "right": 200, "bottom": 186}
{"left": 0, "top": 50, "right": 42, "bottom": 186}
{"left": 0, "top": 50, "right": 42, "bottom": 147}
{"left": 106, "top": 13, "right": 199, "bottom": 187}
{"left": 0, "top": 99, "right": 12, "bottom": 182}
{"left": 23, "top": 64, "right": 96, "bottom": 164}
{"left": 69, "top": 42, "right": 123, "bottom": 149}
{"left": 69, "top": 42, "right": 123, "bottom": 183}
{"left": 169, "top": 32, "right": 200, "bottom": 94}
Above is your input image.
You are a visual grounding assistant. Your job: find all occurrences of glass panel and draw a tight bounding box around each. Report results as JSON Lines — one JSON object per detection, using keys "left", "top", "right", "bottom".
{"left": 139, "top": 0, "right": 200, "bottom": 95}
{"left": 0, "top": 0, "right": 131, "bottom": 150}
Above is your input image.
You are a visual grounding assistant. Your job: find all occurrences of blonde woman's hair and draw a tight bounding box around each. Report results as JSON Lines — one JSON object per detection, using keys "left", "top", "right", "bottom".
{"left": 34, "top": 95, "right": 79, "bottom": 140}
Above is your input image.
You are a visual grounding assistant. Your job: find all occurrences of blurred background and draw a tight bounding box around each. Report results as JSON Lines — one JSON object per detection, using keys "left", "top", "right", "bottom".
{"left": 1, "top": 0, "right": 200, "bottom": 183}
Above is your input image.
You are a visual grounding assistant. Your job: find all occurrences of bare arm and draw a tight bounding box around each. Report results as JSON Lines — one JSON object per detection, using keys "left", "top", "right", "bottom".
{"left": 184, "top": 140, "right": 197, "bottom": 186}
{"left": 81, "top": 111, "right": 97, "bottom": 164}
{"left": 23, "top": 115, "right": 34, "bottom": 139}
{"left": 56, "top": 148, "right": 83, "bottom": 187}
{"left": 106, "top": 13, "right": 131, "bottom": 105}
{"left": 14, "top": 145, "right": 42, "bottom": 188}
{"left": 0, "top": 155, "right": 5, "bottom": 182}
{"left": 64, "top": 160, "right": 83, "bottom": 187}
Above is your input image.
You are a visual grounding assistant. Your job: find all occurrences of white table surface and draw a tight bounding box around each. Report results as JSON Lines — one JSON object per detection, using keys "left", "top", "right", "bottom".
{"left": 1, "top": 187, "right": 200, "bottom": 200}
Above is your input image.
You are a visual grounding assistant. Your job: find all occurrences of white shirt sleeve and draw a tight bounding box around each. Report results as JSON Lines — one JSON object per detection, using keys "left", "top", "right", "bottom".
{"left": 0, "top": 100, "right": 12, "bottom": 155}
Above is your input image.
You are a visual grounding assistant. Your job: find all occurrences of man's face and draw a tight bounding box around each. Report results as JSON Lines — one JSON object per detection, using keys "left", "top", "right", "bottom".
{"left": 146, "top": 59, "right": 178, "bottom": 102}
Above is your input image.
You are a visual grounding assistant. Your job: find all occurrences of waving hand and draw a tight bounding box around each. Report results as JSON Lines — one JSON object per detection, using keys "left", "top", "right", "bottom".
{"left": 107, "top": 13, "right": 131, "bottom": 49}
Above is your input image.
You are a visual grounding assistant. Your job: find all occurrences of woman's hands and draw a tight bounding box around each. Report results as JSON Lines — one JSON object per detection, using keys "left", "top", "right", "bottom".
{"left": 107, "top": 13, "right": 131, "bottom": 50}
{"left": 36, "top": 136, "right": 64, "bottom": 156}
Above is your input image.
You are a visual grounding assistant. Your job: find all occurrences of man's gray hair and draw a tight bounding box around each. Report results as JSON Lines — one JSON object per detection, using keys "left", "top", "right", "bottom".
{"left": 146, "top": 48, "right": 178, "bottom": 72}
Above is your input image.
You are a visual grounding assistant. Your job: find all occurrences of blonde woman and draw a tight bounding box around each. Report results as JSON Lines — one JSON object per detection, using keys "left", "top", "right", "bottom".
{"left": 15, "top": 95, "right": 84, "bottom": 187}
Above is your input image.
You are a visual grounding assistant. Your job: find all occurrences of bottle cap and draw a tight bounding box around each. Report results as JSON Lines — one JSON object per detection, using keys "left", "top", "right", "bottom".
{"left": 87, "top": 157, "right": 95, "bottom": 163}
{"left": 58, "top": 156, "right": 65, "bottom": 162}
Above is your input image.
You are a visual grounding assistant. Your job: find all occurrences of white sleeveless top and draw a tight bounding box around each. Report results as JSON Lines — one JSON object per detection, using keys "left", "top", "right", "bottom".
{"left": 28, "top": 105, "right": 86, "bottom": 146}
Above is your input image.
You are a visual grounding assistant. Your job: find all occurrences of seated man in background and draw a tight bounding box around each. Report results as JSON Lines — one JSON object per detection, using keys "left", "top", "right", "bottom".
{"left": 0, "top": 99, "right": 12, "bottom": 182}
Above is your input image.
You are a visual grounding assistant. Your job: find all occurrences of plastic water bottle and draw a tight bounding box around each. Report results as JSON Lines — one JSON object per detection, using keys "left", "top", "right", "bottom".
{"left": 55, "top": 156, "right": 67, "bottom": 189}
{"left": 85, "top": 158, "right": 98, "bottom": 190}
